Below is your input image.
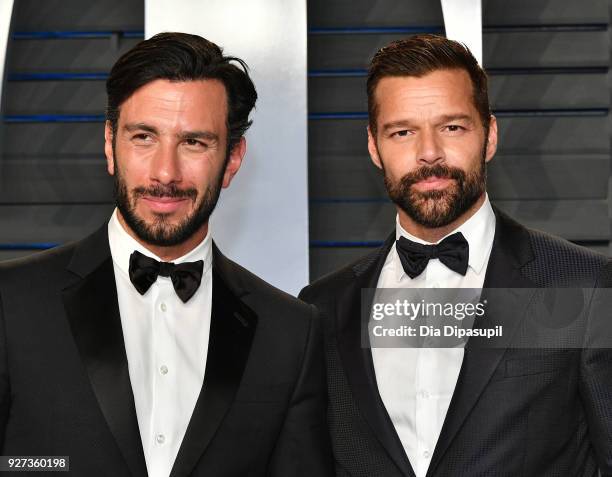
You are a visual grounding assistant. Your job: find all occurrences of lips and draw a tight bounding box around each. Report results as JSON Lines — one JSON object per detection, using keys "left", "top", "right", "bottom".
{"left": 141, "top": 196, "right": 188, "bottom": 213}
{"left": 413, "top": 176, "right": 453, "bottom": 190}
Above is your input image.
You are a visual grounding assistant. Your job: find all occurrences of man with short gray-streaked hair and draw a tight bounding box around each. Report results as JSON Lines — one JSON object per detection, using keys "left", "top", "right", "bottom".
{"left": 301, "top": 34, "right": 612, "bottom": 476}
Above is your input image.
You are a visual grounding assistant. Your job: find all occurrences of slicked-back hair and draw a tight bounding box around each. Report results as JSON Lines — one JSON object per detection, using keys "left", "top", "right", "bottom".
{"left": 106, "top": 32, "right": 257, "bottom": 153}
{"left": 367, "top": 34, "right": 490, "bottom": 135}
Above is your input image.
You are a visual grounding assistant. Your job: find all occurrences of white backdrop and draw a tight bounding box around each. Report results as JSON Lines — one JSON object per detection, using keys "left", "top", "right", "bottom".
{"left": 0, "top": 0, "right": 14, "bottom": 109}
{"left": 0, "top": 0, "right": 14, "bottom": 193}
{"left": 145, "top": 0, "right": 309, "bottom": 295}
{"left": 441, "top": 0, "right": 483, "bottom": 65}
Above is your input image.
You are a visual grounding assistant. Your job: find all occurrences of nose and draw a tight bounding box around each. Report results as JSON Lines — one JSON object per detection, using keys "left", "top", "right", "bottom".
{"left": 416, "top": 128, "right": 444, "bottom": 165}
{"left": 150, "top": 143, "right": 182, "bottom": 185}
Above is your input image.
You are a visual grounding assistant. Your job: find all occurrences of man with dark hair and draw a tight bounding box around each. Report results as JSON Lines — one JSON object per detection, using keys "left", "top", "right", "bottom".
{"left": 300, "top": 34, "right": 612, "bottom": 476}
{"left": 0, "top": 33, "right": 333, "bottom": 476}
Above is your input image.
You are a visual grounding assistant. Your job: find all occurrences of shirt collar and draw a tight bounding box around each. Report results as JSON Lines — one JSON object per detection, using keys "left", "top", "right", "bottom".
{"left": 394, "top": 194, "right": 496, "bottom": 281}
{"left": 107, "top": 208, "right": 213, "bottom": 278}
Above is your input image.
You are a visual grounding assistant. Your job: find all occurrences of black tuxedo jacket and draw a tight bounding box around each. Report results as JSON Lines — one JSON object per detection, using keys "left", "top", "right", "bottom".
{"left": 300, "top": 207, "right": 612, "bottom": 476}
{"left": 0, "top": 226, "right": 334, "bottom": 476}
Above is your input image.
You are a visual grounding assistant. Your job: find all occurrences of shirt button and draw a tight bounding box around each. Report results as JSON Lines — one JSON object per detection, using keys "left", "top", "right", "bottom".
{"left": 423, "top": 450, "right": 431, "bottom": 459}
{"left": 160, "top": 303, "right": 167, "bottom": 312}
{"left": 419, "top": 390, "right": 429, "bottom": 399}
{"left": 156, "top": 434, "right": 165, "bottom": 445}
{"left": 160, "top": 365, "right": 168, "bottom": 375}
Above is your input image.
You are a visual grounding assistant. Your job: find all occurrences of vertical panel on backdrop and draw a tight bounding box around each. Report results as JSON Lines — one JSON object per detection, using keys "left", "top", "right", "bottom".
{"left": 441, "top": 0, "right": 482, "bottom": 65}
{"left": 145, "top": 1, "right": 309, "bottom": 295}
{"left": 0, "top": 0, "right": 15, "bottom": 177}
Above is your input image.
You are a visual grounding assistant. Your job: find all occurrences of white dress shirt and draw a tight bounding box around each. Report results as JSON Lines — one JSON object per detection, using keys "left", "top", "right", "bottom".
{"left": 108, "top": 210, "right": 213, "bottom": 477}
{"left": 372, "top": 195, "right": 496, "bottom": 477}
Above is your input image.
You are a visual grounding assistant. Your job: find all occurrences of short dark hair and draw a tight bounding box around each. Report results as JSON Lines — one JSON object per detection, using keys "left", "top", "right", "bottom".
{"left": 367, "top": 34, "right": 490, "bottom": 135}
{"left": 106, "top": 32, "right": 257, "bottom": 152}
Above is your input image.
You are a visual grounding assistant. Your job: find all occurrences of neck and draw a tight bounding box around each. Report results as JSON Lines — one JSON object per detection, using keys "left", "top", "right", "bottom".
{"left": 117, "top": 211, "right": 208, "bottom": 262}
{"left": 398, "top": 193, "right": 486, "bottom": 243}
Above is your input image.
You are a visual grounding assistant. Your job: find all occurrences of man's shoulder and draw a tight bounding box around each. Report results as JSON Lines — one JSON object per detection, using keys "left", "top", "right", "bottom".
{"left": 214, "top": 250, "right": 314, "bottom": 319}
{"left": 497, "top": 209, "right": 609, "bottom": 285}
{"left": 0, "top": 223, "right": 109, "bottom": 279}
{"left": 0, "top": 241, "right": 78, "bottom": 285}
{"left": 526, "top": 226, "right": 605, "bottom": 262}
{"left": 524, "top": 227, "right": 608, "bottom": 282}
{"left": 299, "top": 246, "right": 386, "bottom": 303}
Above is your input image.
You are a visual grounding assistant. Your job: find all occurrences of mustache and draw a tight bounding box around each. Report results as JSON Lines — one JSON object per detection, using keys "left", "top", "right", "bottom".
{"left": 132, "top": 184, "right": 198, "bottom": 200}
{"left": 401, "top": 163, "right": 465, "bottom": 186}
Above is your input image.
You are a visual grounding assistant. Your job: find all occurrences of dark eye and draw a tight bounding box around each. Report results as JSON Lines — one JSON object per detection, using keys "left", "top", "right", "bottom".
{"left": 185, "top": 139, "right": 207, "bottom": 148}
{"left": 392, "top": 130, "right": 409, "bottom": 137}
{"left": 132, "top": 133, "right": 153, "bottom": 144}
{"left": 445, "top": 125, "right": 463, "bottom": 132}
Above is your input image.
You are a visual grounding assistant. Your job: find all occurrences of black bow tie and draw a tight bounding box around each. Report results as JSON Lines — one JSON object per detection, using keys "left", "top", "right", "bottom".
{"left": 128, "top": 250, "right": 204, "bottom": 303}
{"left": 396, "top": 231, "right": 469, "bottom": 279}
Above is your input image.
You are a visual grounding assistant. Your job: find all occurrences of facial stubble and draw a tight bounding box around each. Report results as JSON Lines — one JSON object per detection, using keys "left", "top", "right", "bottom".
{"left": 382, "top": 142, "right": 488, "bottom": 228}
{"left": 113, "top": 150, "right": 227, "bottom": 247}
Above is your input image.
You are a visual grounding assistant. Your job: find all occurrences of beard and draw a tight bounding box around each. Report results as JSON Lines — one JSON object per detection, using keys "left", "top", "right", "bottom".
{"left": 384, "top": 153, "right": 487, "bottom": 229}
{"left": 113, "top": 156, "right": 226, "bottom": 247}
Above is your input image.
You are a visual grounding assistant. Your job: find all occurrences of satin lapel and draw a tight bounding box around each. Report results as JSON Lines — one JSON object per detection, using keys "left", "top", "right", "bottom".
{"left": 63, "top": 227, "right": 147, "bottom": 477}
{"left": 427, "top": 208, "right": 537, "bottom": 476}
{"left": 170, "top": 250, "right": 257, "bottom": 477}
{"left": 337, "top": 233, "right": 415, "bottom": 477}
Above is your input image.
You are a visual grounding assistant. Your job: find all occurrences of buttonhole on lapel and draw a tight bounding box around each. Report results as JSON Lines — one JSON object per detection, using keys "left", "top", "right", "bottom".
{"left": 233, "top": 311, "right": 249, "bottom": 327}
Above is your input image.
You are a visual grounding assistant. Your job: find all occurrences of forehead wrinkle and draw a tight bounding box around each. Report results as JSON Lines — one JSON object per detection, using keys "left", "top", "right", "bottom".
{"left": 118, "top": 79, "right": 230, "bottom": 144}
{"left": 376, "top": 72, "right": 474, "bottom": 105}
{"left": 377, "top": 89, "right": 479, "bottom": 126}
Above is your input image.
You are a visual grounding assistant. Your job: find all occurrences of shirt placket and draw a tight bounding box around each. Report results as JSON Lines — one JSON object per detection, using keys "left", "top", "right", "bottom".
{"left": 148, "top": 279, "right": 175, "bottom": 477}
{"left": 416, "top": 346, "right": 438, "bottom": 477}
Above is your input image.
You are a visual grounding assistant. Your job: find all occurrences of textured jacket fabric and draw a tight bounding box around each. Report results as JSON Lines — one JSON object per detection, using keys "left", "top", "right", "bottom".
{"left": 300, "top": 207, "right": 612, "bottom": 477}
{"left": 0, "top": 226, "right": 334, "bottom": 477}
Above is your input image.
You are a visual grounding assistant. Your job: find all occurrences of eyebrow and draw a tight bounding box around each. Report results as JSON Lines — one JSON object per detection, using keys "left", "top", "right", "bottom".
{"left": 437, "top": 114, "right": 475, "bottom": 125}
{"left": 176, "top": 130, "right": 219, "bottom": 143}
{"left": 381, "top": 114, "right": 475, "bottom": 132}
{"left": 381, "top": 120, "right": 414, "bottom": 133}
{"left": 123, "top": 123, "right": 219, "bottom": 143}
{"left": 123, "top": 122, "right": 158, "bottom": 134}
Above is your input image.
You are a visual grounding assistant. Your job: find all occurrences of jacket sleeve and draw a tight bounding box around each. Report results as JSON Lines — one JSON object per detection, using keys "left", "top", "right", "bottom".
{"left": 0, "top": 290, "right": 10, "bottom": 450}
{"left": 579, "top": 260, "right": 612, "bottom": 475}
{"left": 266, "top": 305, "right": 334, "bottom": 476}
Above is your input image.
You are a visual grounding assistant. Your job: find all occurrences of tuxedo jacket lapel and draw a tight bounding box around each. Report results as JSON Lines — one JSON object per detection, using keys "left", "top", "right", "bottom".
{"left": 427, "top": 207, "right": 537, "bottom": 476}
{"left": 62, "top": 227, "right": 147, "bottom": 477}
{"left": 63, "top": 229, "right": 257, "bottom": 477}
{"left": 170, "top": 245, "right": 257, "bottom": 477}
{"left": 337, "top": 233, "right": 415, "bottom": 477}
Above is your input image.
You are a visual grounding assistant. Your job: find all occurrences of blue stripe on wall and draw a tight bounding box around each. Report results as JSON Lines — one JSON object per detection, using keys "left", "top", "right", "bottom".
{"left": 4, "top": 109, "right": 606, "bottom": 123}
{"left": 308, "top": 66, "right": 608, "bottom": 78}
{"left": 7, "top": 67, "right": 607, "bottom": 82}
{"left": 307, "top": 109, "right": 609, "bottom": 120}
{"left": 309, "top": 26, "right": 443, "bottom": 34}
{"left": 4, "top": 114, "right": 105, "bottom": 122}
{"left": 307, "top": 24, "right": 607, "bottom": 35}
{"left": 3, "top": 239, "right": 602, "bottom": 250}
{"left": 12, "top": 30, "right": 144, "bottom": 39}
{"left": 0, "top": 243, "right": 59, "bottom": 250}
{"left": 310, "top": 240, "right": 384, "bottom": 248}
{"left": 8, "top": 72, "right": 108, "bottom": 81}
{"left": 10, "top": 23, "right": 605, "bottom": 41}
